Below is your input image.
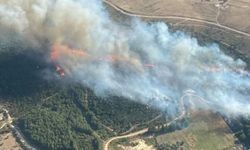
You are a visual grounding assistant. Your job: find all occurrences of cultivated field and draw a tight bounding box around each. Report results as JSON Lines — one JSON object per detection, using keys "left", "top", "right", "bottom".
{"left": 156, "top": 110, "right": 242, "bottom": 150}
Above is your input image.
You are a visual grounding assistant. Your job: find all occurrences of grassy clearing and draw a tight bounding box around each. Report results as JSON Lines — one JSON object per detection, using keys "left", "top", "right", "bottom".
{"left": 106, "top": 0, "right": 218, "bottom": 22}
{"left": 106, "top": 0, "right": 250, "bottom": 33}
{"left": 156, "top": 110, "right": 242, "bottom": 150}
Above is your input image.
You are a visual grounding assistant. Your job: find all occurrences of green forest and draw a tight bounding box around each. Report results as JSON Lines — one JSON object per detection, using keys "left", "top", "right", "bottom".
{"left": 226, "top": 116, "right": 250, "bottom": 148}
{"left": 1, "top": 31, "right": 250, "bottom": 150}
{"left": 0, "top": 48, "right": 164, "bottom": 150}
{"left": 16, "top": 85, "right": 164, "bottom": 150}
{"left": 18, "top": 89, "right": 101, "bottom": 150}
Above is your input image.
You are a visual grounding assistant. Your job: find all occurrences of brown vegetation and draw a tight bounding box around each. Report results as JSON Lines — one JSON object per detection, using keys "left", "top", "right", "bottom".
{"left": 156, "top": 110, "right": 242, "bottom": 150}
{"left": 106, "top": 0, "right": 250, "bottom": 33}
{"left": 0, "top": 133, "right": 22, "bottom": 150}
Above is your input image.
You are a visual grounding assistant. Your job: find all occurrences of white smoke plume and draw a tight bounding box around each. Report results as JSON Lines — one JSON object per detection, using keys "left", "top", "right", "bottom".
{"left": 1, "top": 0, "right": 250, "bottom": 117}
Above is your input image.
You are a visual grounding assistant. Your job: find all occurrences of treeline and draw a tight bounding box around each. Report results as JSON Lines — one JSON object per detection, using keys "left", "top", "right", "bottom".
{"left": 0, "top": 49, "right": 164, "bottom": 150}
{"left": 226, "top": 116, "right": 250, "bottom": 148}
{"left": 156, "top": 141, "right": 185, "bottom": 150}
{"left": 148, "top": 116, "right": 190, "bottom": 134}
{"left": 17, "top": 85, "right": 164, "bottom": 150}
{"left": 87, "top": 89, "right": 162, "bottom": 133}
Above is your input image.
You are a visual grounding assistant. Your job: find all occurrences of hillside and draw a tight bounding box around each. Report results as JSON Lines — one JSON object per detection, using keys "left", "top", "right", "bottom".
{"left": 1, "top": 0, "right": 250, "bottom": 150}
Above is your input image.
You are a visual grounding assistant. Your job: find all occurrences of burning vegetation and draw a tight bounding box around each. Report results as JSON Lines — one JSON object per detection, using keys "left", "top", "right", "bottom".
{"left": 56, "top": 66, "right": 65, "bottom": 77}
{"left": 50, "top": 44, "right": 247, "bottom": 78}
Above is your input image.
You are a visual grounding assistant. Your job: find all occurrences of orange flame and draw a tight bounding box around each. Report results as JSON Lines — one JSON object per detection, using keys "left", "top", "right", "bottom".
{"left": 50, "top": 44, "right": 153, "bottom": 68}
{"left": 51, "top": 45, "right": 247, "bottom": 77}
{"left": 51, "top": 45, "right": 90, "bottom": 60}
{"left": 99, "top": 55, "right": 116, "bottom": 62}
{"left": 144, "top": 63, "right": 154, "bottom": 67}
{"left": 55, "top": 65, "right": 65, "bottom": 77}
{"left": 56, "top": 66, "right": 61, "bottom": 71}
{"left": 60, "top": 71, "right": 65, "bottom": 77}
{"left": 51, "top": 50, "right": 60, "bottom": 60}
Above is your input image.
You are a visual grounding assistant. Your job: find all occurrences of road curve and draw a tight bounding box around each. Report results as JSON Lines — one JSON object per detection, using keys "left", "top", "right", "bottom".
{"left": 0, "top": 108, "right": 38, "bottom": 150}
{"left": 102, "top": 0, "right": 250, "bottom": 38}
{"left": 163, "top": 93, "right": 209, "bottom": 127}
{"left": 121, "top": 114, "right": 162, "bottom": 135}
{"left": 103, "top": 92, "right": 210, "bottom": 150}
{"left": 103, "top": 128, "right": 149, "bottom": 150}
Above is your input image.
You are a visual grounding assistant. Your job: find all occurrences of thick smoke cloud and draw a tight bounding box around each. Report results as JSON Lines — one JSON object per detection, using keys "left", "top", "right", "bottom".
{"left": 1, "top": 0, "right": 250, "bottom": 117}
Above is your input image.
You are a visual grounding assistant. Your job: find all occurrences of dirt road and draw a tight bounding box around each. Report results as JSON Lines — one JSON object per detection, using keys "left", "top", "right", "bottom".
{"left": 121, "top": 114, "right": 162, "bottom": 135}
{"left": 0, "top": 108, "right": 38, "bottom": 150}
{"left": 103, "top": 91, "right": 211, "bottom": 150}
{"left": 102, "top": 0, "right": 250, "bottom": 38}
{"left": 103, "top": 128, "right": 149, "bottom": 150}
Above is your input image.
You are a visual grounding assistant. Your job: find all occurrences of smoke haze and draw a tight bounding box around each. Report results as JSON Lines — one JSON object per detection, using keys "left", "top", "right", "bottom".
{"left": 1, "top": 0, "right": 250, "bottom": 117}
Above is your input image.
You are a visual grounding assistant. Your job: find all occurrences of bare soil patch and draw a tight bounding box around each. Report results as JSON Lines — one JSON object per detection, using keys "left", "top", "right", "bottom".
{"left": 0, "top": 133, "right": 22, "bottom": 150}
{"left": 118, "top": 139, "right": 155, "bottom": 150}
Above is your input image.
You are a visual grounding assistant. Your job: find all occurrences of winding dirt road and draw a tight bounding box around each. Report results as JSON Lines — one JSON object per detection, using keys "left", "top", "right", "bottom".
{"left": 104, "top": 128, "right": 149, "bottom": 150}
{"left": 120, "top": 114, "right": 162, "bottom": 135}
{"left": 103, "top": 91, "right": 210, "bottom": 150}
{"left": 0, "top": 108, "right": 38, "bottom": 150}
{"left": 102, "top": 0, "right": 250, "bottom": 38}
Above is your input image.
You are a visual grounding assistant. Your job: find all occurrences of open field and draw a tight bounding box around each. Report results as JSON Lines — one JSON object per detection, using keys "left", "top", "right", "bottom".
{"left": 156, "top": 110, "right": 242, "bottom": 150}
{"left": 106, "top": 0, "right": 218, "bottom": 21}
{"left": 105, "top": 3, "right": 250, "bottom": 70}
{"left": 118, "top": 139, "right": 155, "bottom": 150}
{"left": 108, "top": 111, "right": 241, "bottom": 150}
{"left": 0, "top": 132, "right": 22, "bottom": 150}
{"left": 219, "top": 0, "right": 250, "bottom": 33}
{"left": 105, "top": 0, "right": 250, "bottom": 33}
